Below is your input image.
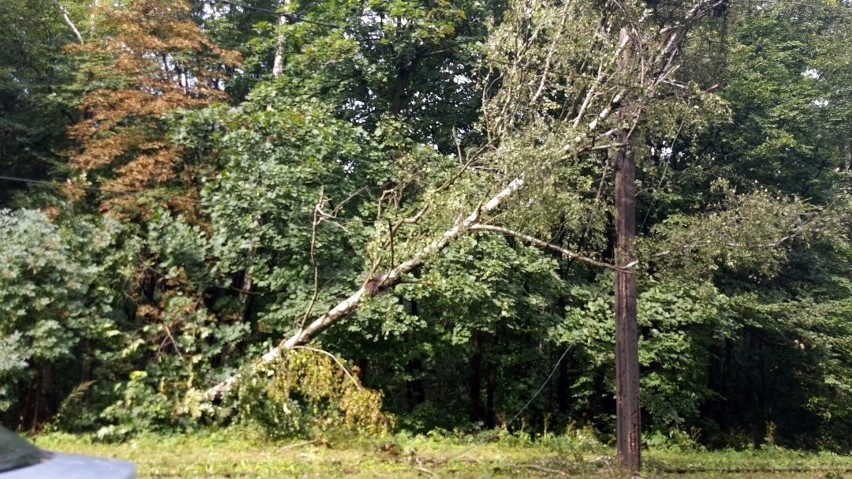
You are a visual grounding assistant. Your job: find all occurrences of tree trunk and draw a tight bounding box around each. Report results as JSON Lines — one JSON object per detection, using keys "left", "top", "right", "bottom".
{"left": 613, "top": 127, "right": 641, "bottom": 474}
{"left": 470, "top": 331, "right": 483, "bottom": 423}
{"left": 485, "top": 356, "right": 496, "bottom": 428}
{"left": 272, "top": 1, "right": 291, "bottom": 78}
{"left": 404, "top": 299, "right": 426, "bottom": 408}
{"left": 389, "top": 58, "right": 416, "bottom": 115}
{"left": 205, "top": 178, "right": 525, "bottom": 400}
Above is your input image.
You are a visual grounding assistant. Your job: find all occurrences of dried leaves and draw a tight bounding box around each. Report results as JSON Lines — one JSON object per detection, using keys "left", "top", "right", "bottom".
{"left": 66, "top": 0, "right": 241, "bottom": 215}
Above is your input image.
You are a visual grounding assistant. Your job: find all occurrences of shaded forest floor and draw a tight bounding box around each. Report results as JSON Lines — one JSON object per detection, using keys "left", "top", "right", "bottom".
{"left": 32, "top": 430, "right": 852, "bottom": 478}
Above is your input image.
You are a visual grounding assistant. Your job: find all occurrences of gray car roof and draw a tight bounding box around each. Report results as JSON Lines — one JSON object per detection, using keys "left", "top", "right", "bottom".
{"left": 1, "top": 453, "right": 135, "bottom": 479}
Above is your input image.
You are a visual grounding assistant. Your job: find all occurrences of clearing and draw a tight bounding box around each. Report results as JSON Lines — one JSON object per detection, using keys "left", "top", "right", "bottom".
{"left": 32, "top": 431, "right": 852, "bottom": 478}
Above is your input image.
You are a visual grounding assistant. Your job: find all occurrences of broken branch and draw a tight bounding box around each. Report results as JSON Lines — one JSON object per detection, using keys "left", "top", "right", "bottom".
{"left": 205, "top": 177, "right": 525, "bottom": 400}
{"left": 469, "top": 224, "right": 622, "bottom": 271}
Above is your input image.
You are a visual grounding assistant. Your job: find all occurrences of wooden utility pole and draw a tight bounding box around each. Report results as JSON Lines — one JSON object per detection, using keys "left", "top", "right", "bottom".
{"left": 613, "top": 125, "right": 641, "bottom": 474}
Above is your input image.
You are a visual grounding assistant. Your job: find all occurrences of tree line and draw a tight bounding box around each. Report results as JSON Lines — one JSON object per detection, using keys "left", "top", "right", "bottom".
{"left": 1, "top": 0, "right": 851, "bottom": 462}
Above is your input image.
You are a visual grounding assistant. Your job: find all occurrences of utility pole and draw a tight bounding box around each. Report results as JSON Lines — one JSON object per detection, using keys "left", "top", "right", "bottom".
{"left": 613, "top": 125, "right": 641, "bottom": 474}
{"left": 613, "top": 27, "right": 641, "bottom": 476}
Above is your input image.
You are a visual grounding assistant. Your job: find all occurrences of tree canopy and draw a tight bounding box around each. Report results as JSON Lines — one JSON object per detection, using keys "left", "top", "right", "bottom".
{"left": 1, "top": 0, "right": 851, "bottom": 463}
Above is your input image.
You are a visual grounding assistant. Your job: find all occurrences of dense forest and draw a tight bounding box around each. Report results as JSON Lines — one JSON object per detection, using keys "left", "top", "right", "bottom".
{"left": 1, "top": 0, "right": 851, "bottom": 460}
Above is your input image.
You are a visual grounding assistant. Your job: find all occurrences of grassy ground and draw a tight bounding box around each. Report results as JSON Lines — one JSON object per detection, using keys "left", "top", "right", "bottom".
{"left": 31, "top": 430, "right": 852, "bottom": 478}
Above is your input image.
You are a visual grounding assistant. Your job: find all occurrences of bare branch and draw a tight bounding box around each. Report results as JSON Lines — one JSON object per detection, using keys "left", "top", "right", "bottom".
{"left": 572, "top": 31, "right": 630, "bottom": 130}
{"left": 59, "top": 4, "right": 84, "bottom": 44}
{"left": 469, "top": 224, "right": 622, "bottom": 271}
{"left": 530, "top": 0, "right": 572, "bottom": 106}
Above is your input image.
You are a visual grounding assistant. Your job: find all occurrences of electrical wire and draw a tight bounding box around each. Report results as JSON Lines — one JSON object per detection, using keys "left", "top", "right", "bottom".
{"left": 210, "top": 0, "right": 340, "bottom": 28}
{"left": 444, "top": 344, "right": 575, "bottom": 465}
{"left": 0, "top": 174, "right": 379, "bottom": 224}
{"left": 506, "top": 344, "right": 574, "bottom": 427}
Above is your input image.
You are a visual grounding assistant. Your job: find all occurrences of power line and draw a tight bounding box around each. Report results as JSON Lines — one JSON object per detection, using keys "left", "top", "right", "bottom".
{"left": 0, "top": 174, "right": 111, "bottom": 193}
{"left": 506, "top": 345, "right": 574, "bottom": 427}
{"left": 1, "top": 175, "right": 61, "bottom": 187}
{"left": 444, "top": 344, "right": 574, "bottom": 465}
{"left": 0, "top": 174, "right": 211, "bottom": 200}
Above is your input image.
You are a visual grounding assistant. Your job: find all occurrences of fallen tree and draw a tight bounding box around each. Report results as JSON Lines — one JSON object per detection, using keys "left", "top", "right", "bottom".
{"left": 206, "top": 177, "right": 525, "bottom": 400}
{"left": 206, "top": 0, "right": 732, "bottom": 414}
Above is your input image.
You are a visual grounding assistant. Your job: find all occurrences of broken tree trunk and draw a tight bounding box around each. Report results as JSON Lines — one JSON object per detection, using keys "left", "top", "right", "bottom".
{"left": 205, "top": 178, "right": 524, "bottom": 400}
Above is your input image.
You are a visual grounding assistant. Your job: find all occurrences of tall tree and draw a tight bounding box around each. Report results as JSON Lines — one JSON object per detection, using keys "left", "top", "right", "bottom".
{"left": 0, "top": 0, "right": 84, "bottom": 205}
{"left": 66, "top": 0, "right": 240, "bottom": 216}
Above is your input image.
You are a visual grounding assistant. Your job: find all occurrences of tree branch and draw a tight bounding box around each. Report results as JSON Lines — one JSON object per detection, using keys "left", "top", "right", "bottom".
{"left": 59, "top": 4, "right": 84, "bottom": 44}
{"left": 205, "top": 178, "right": 525, "bottom": 400}
{"left": 469, "top": 224, "right": 623, "bottom": 271}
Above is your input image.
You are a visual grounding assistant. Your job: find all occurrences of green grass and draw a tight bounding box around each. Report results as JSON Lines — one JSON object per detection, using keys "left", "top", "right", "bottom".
{"left": 30, "top": 430, "right": 852, "bottom": 478}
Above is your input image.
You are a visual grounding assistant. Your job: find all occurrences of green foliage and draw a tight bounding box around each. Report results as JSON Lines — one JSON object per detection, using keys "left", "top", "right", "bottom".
{"left": 643, "top": 428, "right": 703, "bottom": 452}
{"left": 1, "top": 0, "right": 850, "bottom": 457}
{"left": 0, "top": 209, "right": 130, "bottom": 426}
{"left": 96, "top": 371, "right": 175, "bottom": 442}
{"left": 0, "top": 0, "right": 81, "bottom": 206}
{"left": 643, "top": 180, "right": 825, "bottom": 279}
{"left": 552, "top": 277, "right": 729, "bottom": 432}
{"left": 86, "top": 209, "right": 252, "bottom": 438}
{"left": 638, "top": 282, "right": 729, "bottom": 429}
{"left": 412, "top": 234, "right": 563, "bottom": 340}
{"left": 257, "top": 0, "right": 504, "bottom": 152}
{"left": 717, "top": 1, "right": 852, "bottom": 200}
{"left": 236, "top": 349, "right": 392, "bottom": 439}
{"left": 193, "top": 97, "right": 386, "bottom": 336}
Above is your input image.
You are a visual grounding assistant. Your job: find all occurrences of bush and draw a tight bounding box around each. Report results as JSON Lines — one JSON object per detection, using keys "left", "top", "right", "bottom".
{"left": 0, "top": 209, "right": 130, "bottom": 428}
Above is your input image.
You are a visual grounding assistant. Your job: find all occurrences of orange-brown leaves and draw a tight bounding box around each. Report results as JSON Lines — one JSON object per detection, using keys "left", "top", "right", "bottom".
{"left": 70, "top": 134, "right": 139, "bottom": 170}
{"left": 115, "top": 147, "right": 181, "bottom": 189}
{"left": 67, "top": 0, "right": 241, "bottom": 216}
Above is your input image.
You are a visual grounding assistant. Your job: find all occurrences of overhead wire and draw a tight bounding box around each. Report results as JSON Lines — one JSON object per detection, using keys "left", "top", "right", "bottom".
{"left": 506, "top": 345, "right": 574, "bottom": 427}
{"left": 440, "top": 344, "right": 576, "bottom": 469}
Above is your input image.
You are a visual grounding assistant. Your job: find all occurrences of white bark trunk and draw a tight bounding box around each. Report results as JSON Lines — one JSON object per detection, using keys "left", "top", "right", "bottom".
{"left": 271, "top": 0, "right": 291, "bottom": 78}
{"left": 205, "top": 178, "right": 524, "bottom": 400}
{"left": 60, "top": 4, "right": 84, "bottom": 44}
